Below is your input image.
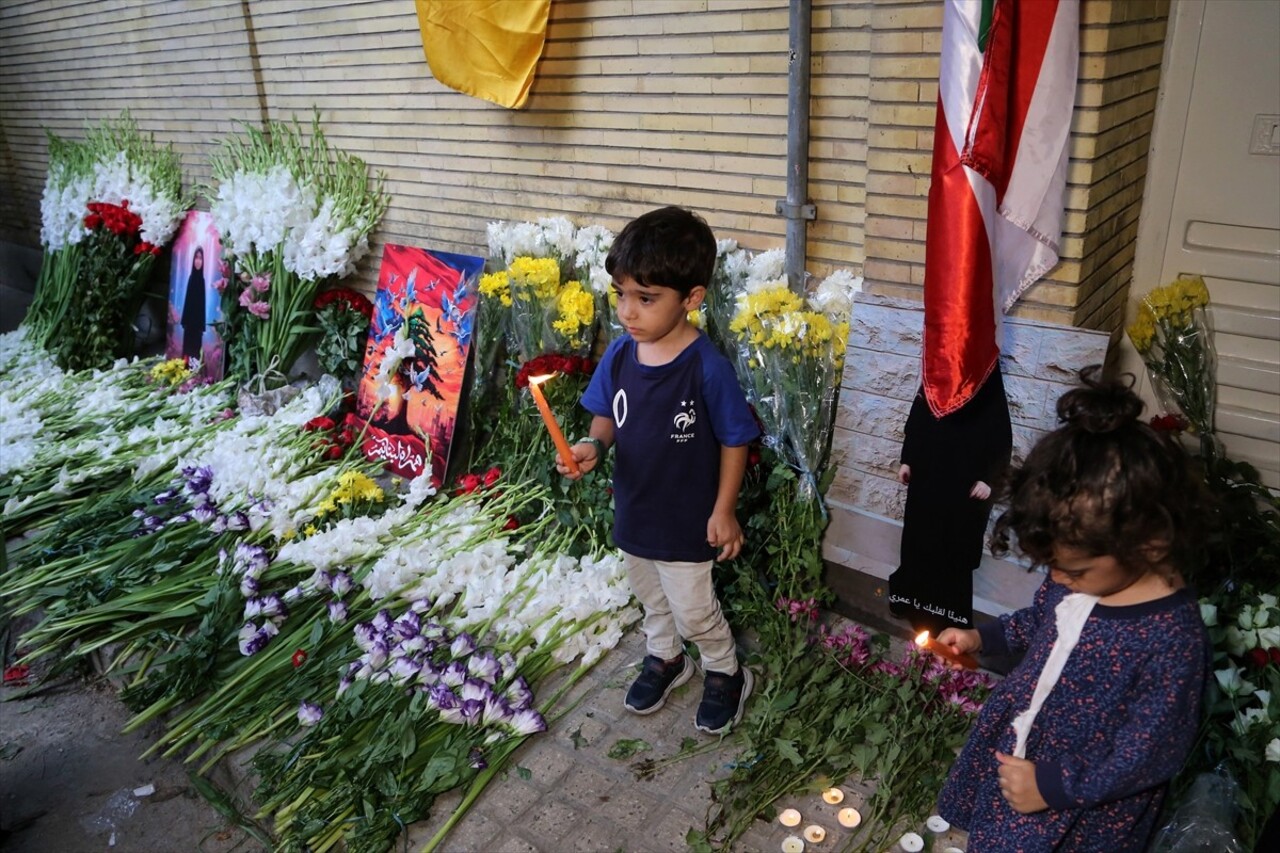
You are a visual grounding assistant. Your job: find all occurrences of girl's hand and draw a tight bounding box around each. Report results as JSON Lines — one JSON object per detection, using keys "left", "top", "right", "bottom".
{"left": 897, "top": 463, "right": 911, "bottom": 485}
{"left": 936, "top": 627, "right": 981, "bottom": 656}
{"left": 555, "top": 442, "right": 598, "bottom": 481}
{"left": 995, "top": 752, "right": 1048, "bottom": 814}
{"left": 969, "top": 480, "right": 991, "bottom": 500}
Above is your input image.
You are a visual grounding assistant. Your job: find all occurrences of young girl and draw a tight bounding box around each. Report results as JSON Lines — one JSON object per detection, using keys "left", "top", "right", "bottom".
{"left": 935, "top": 368, "right": 1210, "bottom": 852}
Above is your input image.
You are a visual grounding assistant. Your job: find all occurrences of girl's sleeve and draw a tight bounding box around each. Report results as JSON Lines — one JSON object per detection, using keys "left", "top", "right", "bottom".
{"left": 1033, "top": 633, "right": 1206, "bottom": 809}
{"left": 981, "top": 575, "right": 1058, "bottom": 658}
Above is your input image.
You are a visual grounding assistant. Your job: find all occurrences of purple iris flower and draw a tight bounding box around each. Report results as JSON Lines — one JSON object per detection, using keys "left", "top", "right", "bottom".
{"left": 507, "top": 707, "right": 547, "bottom": 736}
{"left": 450, "top": 633, "right": 476, "bottom": 659}
{"left": 392, "top": 611, "right": 421, "bottom": 641}
{"left": 330, "top": 572, "right": 353, "bottom": 597}
{"left": 372, "top": 609, "right": 393, "bottom": 632}
{"left": 327, "top": 600, "right": 348, "bottom": 624}
{"left": 427, "top": 683, "right": 458, "bottom": 711}
{"left": 504, "top": 676, "right": 535, "bottom": 710}
{"left": 297, "top": 701, "right": 324, "bottom": 726}
{"left": 440, "top": 661, "right": 468, "bottom": 687}
{"left": 467, "top": 651, "right": 500, "bottom": 684}
{"left": 153, "top": 488, "right": 178, "bottom": 505}
{"left": 192, "top": 504, "right": 218, "bottom": 525}
{"left": 353, "top": 621, "right": 378, "bottom": 651}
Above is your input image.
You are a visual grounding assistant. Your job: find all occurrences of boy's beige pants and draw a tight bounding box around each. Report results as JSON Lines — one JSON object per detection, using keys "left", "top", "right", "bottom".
{"left": 622, "top": 551, "right": 739, "bottom": 675}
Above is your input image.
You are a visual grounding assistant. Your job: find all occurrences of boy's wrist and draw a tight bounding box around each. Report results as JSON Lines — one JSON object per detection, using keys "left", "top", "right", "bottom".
{"left": 575, "top": 436, "right": 606, "bottom": 459}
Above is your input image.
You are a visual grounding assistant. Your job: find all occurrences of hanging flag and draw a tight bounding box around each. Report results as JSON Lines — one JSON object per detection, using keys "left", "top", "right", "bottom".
{"left": 921, "top": 0, "right": 1078, "bottom": 416}
{"left": 414, "top": 0, "right": 551, "bottom": 109}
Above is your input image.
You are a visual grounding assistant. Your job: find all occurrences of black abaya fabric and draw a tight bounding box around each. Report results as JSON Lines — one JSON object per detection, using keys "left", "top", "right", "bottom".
{"left": 888, "top": 364, "right": 1013, "bottom": 635}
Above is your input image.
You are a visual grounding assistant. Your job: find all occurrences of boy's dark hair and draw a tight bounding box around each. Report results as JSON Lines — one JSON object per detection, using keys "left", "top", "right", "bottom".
{"left": 991, "top": 366, "right": 1209, "bottom": 582}
{"left": 605, "top": 206, "right": 716, "bottom": 296}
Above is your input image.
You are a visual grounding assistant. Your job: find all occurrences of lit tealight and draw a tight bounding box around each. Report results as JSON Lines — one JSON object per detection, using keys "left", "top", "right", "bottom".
{"left": 803, "top": 825, "right": 826, "bottom": 844}
{"left": 821, "top": 787, "right": 845, "bottom": 805}
{"left": 899, "top": 832, "right": 925, "bottom": 852}
{"left": 943, "top": 848, "right": 965, "bottom": 853}
{"left": 837, "top": 807, "right": 862, "bottom": 829}
{"left": 781, "top": 835, "right": 805, "bottom": 853}
{"left": 926, "top": 815, "right": 951, "bottom": 833}
{"left": 779, "top": 808, "right": 803, "bottom": 827}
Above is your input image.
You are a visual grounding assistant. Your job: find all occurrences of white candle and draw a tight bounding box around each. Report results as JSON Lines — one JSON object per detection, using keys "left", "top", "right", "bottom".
{"left": 803, "top": 825, "right": 826, "bottom": 844}
{"left": 899, "top": 832, "right": 925, "bottom": 852}
{"left": 837, "top": 807, "right": 862, "bottom": 828}
{"left": 926, "top": 815, "right": 951, "bottom": 833}
{"left": 781, "top": 835, "right": 805, "bottom": 853}
{"left": 778, "top": 808, "right": 802, "bottom": 827}
{"left": 821, "top": 787, "right": 844, "bottom": 805}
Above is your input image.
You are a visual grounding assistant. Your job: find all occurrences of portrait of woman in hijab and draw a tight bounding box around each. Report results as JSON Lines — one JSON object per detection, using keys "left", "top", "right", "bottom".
{"left": 181, "top": 246, "right": 206, "bottom": 360}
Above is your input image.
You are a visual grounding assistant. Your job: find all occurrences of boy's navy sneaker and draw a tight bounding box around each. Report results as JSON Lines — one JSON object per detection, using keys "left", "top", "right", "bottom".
{"left": 695, "top": 666, "right": 754, "bottom": 734}
{"left": 624, "top": 654, "right": 693, "bottom": 715}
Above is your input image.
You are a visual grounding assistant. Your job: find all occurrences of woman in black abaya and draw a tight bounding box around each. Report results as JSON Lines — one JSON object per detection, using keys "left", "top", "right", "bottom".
{"left": 181, "top": 247, "right": 206, "bottom": 361}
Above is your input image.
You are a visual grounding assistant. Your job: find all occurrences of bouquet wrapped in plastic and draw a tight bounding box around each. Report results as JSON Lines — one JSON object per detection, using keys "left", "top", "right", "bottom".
{"left": 27, "top": 114, "right": 184, "bottom": 369}
{"left": 1127, "top": 277, "right": 1217, "bottom": 444}
{"left": 209, "top": 113, "right": 388, "bottom": 384}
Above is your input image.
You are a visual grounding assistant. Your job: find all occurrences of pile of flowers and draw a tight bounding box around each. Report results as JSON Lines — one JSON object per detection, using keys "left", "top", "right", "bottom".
{"left": 26, "top": 113, "right": 184, "bottom": 370}
{"left": 690, "top": 604, "right": 995, "bottom": 852}
{"left": 209, "top": 113, "right": 389, "bottom": 383}
{"left": 1180, "top": 589, "right": 1280, "bottom": 849}
{"left": 313, "top": 286, "right": 374, "bottom": 384}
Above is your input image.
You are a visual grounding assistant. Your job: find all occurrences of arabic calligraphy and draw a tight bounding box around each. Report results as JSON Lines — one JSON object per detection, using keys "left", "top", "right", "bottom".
{"left": 364, "top": 433, "right": 425, "bottom": 476}
{"left": 887, "top": 593, "right": 971, "bottom": 626}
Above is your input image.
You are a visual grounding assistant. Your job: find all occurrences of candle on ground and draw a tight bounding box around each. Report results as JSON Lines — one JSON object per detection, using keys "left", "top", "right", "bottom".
{"left": 781, "top": 835, "right": 805, "bottom": 853}
{"left": 821, "top": 787, "right": 844, "bottom": 804}
{"left": 803, "top": 825, "right": 826, "bottom": 843}
{"left": 778, "top": 808, "right": 802, "bottom": 827}
{"left": 837, "top": 807, "right": 862, "bottom": 828}
{"left": 914, "top": 631, "right": 979, "bottom": 670}
{"left": 528, "top": 373, "right": 579, "bottom": 476}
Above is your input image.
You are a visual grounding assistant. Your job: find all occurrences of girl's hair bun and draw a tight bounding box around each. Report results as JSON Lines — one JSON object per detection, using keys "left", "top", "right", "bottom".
{"left": 1055, "top": 366, "right": 1144, "bottom": 434}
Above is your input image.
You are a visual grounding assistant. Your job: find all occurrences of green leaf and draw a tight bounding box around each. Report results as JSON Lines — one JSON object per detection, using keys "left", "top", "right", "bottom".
{"left": 400, "top": 725, "right": 417, "bottom": 760}
{"left": 606, "top": 738, "right": 651, "bottom": 760}
{"left": 773, "top": 738, "right": 804, "bottom": 766}
{"left": 309, "top": 618, "right": 324, "bottom": 646}
{"left": 516, "top": 765, "right": 532, "bottom": 781}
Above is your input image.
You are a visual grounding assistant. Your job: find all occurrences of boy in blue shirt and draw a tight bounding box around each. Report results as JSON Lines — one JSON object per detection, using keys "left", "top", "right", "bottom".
{"left": 556, "top": 206, "right": 760, "bottom": 734}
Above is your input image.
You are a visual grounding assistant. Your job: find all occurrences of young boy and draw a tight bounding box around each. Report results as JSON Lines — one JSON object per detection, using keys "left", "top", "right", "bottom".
{"left": 556, "top": 206, "right": 760, "bottom": 734}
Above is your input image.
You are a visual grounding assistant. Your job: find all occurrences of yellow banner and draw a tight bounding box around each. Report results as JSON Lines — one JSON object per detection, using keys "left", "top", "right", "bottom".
{"left": 415, "top": 0, "right": 551, "bottom": 109}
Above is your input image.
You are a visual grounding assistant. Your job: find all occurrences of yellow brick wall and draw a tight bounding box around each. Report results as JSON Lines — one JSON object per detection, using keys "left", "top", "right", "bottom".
{"left": 0, "top": 0, "right": 871, "bottom": 295}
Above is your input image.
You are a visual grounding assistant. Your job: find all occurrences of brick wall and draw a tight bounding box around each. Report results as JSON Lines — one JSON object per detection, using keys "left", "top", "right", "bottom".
{"left": 0, "top": 0, "right": 871, "bottom": 294}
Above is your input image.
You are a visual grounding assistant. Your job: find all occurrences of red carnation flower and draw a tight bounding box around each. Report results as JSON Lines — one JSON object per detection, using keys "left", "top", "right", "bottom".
{"left": 1249, "top": 647, "right": 1270, "bottom": 669}
{"left": 1270, "top": 647, "right": 1280, "bottom": 664}
{"left": 3, "top": 664, "right": 31, "bottom": 686}
{"left": 503, "top": 515, "right": 520, "bottom": 531}
{"left": 483, "top": 466, "right": 501, "bottom": 487}
{"left": 304, "top": 416, "right": 336, "bottom": 432}
{"left": 1150, "top": 413, "right": 1188, "bottom": 432}
{"left": 291, "top": 648, "right": 308, "bottom": 668}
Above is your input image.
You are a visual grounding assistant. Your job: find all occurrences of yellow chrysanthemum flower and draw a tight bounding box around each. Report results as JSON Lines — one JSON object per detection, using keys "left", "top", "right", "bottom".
{"left": 509, "top": 256, "right": 561, "bottom": 301}
{"left": 479, "top": 270, "right": 512, "bottom": 307}
{"left": 552, "top": 280, "right": 594, "bottom": 343}
{"left": 149, "top": 358, "right": 193, "bottom": 386}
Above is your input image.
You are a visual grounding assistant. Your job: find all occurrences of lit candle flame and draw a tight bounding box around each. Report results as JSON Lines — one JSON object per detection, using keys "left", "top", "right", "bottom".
{"left": 528, "top": 373, "right": 554, "bottom": 386}
{"left": 915, "top": 630, "right": 930, "bottom": 647}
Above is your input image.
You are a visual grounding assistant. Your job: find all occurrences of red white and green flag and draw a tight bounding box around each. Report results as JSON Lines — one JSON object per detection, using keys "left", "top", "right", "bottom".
{"left": 921, "top": 0, "right": 1078, "bottom": 416}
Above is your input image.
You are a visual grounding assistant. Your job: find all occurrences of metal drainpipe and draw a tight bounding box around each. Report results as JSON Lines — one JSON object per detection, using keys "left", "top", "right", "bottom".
{"left": 777, "top": 0, "right": 816, "bottom": 292}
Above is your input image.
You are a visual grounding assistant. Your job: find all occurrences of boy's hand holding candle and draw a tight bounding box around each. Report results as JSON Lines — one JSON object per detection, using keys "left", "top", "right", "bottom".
{"left": 529, "top": 374, "right": 580, "bottom": 477}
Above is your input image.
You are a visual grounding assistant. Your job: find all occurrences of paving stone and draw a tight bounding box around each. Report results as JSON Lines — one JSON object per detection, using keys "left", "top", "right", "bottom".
{"left": 477, "top": 776, "right": 542, "bottom": 823}
{"left": 553, "top": 765, "right": 623, "bottom": 808}
{"left": 431, "top": 807, "right": 502, "bottom": 853}
{"left": 559, "top": 711, "right": 611, "bottom": 749}
{"left": 485, "top": 833, "right": 541, "bottom": 853}
{"left": 519, "top": 798, "right": 582, "bottom": 844}
{"left": 593, "top": 787, "right": 667, "bottom": 831}
{"left": 561, "top": 817, "right": 628, "bottom": 853}
{"left": 509, "top": 742, "right": 577, "bottom": 790}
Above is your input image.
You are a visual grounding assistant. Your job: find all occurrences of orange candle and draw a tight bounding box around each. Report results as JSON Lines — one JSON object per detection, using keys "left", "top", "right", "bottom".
{"left": 914, "top": 631, "right": 979, "bottom": 670}
{"left": 528, "top": 373, "right": 579, "bottom": 476}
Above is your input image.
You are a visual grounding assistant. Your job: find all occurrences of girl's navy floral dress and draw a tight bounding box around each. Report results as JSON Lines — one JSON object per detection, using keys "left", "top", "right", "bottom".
{"left": 938, "top": 578, "right": 1207, "bottom": 852}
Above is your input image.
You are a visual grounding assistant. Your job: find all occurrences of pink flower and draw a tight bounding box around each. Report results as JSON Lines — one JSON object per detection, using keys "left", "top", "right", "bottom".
{"left": 251, "top": 273, "right": 271, "bottom": 294}
{"left": 220, "top": 259, "right": 231, "bottom": 280}
{"left": 247, "top": 300, "right": 271, "bottom": 319}
{"left": 212, "top": 276, "right": 228, "bottom": 294}
{"left": 238, "top": 287, "right": 255, "bottom": 308}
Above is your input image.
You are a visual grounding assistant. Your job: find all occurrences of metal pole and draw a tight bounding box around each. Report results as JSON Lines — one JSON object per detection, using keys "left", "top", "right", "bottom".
{"left": 778, "top": 0, "right": 815, "bottom": 292}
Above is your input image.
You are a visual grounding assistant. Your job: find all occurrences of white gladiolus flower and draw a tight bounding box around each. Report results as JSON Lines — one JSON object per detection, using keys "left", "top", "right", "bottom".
{"left": 1199, "top": 602, "right": 1218, "bottom": 627}
{"left": 1224, "top": 626, "right": 1256, "bottom": 657}
{"left": 1266, "top": 738, "right": 1280, "bottom": 763}
{"left": 1215, "top": 665, "right": 1256, "bottom": 697}
{"left": 1257, "top": 626, "right": 1280, "bottom": 649}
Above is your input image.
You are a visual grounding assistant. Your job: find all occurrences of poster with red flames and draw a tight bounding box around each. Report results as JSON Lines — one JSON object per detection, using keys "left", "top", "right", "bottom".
{"left": 356, "top": 244, "right": 484, "bottom": 481}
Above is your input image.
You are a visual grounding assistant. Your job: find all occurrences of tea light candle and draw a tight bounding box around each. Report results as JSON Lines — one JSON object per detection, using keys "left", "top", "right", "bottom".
{"left": 527, "top": 374, "right": 579, "bottom": 476}
{"left": 943, "top": 848, "right": 965, "bottom": 853}
{"left": 781, "top": 835, "right": 805, "bottom": 853}
{"left": 926, "top": 815, "right": 950, "bottom": 833}
{"left": 821, "top": 787, "right": 844, "bottom": 805}
{"left": 899, "top": 832, "right": 925, "bottom": 852}
{"left": 914, "top": 631, "right": 979, "bottom": 670}
{"left": 803, "top": 825, "right": 826, "bottom": 844}
{"left": 778, "top": 808, "right": 802, "bottom": 827}
{"left": 837, "top": 807, "right": 862, "bottom": 829}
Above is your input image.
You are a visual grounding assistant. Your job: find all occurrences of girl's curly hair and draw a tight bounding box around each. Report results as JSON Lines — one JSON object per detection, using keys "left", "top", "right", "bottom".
{"left": 991, "top": 366, "right": 1210, "bottom": 582}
